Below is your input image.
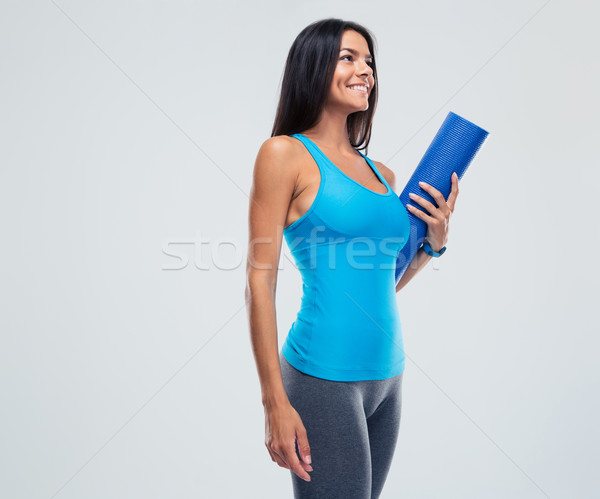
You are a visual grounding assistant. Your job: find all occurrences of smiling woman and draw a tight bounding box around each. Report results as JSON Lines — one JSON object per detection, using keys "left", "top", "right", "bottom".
{"left": 246, "top": 20, "right": 403, "bottom": 498}
{"left": 245, "top": 17, "right": 453, "bottom": 499}
{"left": 270, "top": 22, "right": 379, "bottom": 150}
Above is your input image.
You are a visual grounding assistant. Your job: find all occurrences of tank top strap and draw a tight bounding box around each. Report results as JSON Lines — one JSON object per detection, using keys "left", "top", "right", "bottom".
{"left": 356, "top": 149, "right": 393, "bottom": 192}
{"left": 289, "top": 133, "right": 332, "bottom": 174}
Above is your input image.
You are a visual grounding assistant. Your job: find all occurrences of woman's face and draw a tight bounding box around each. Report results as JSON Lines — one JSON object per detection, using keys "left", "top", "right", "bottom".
{"left": 327, "top": 29, "right": 375, "bottom": 113}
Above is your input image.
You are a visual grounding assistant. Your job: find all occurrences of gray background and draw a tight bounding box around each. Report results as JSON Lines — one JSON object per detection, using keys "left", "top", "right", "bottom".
{"left": 1, "top": 1, "right": 598, "bottom": 498}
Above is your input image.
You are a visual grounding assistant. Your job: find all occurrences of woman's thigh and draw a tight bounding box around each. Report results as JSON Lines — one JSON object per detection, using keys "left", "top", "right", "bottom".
{"left": 280, "top": 353, "right": 372, "bottom": 499}
{"left": 366, "top": 371, "right": 403, "bottom": 499}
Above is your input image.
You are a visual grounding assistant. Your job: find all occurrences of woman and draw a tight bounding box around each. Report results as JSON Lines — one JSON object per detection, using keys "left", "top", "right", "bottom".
{"left": 245, "top": 18, "right": 459, "bottom": 498}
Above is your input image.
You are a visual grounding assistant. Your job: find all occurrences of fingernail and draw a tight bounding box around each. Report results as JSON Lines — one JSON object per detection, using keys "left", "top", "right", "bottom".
{"left": 305, "top": 455, "right": 311, "bottom": 464}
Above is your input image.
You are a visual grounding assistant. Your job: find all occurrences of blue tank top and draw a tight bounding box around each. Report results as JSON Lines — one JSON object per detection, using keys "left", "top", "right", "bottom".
{"left": 281, "top": 133, "right": 411, "bottom": 381}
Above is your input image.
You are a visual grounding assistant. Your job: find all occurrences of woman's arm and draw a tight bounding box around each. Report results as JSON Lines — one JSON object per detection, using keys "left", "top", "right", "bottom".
{"left": 394, "top": 247, "right": 432, "bottom": 292}
{"left": 245, "top": 137, "right": 313, "bottom": 482}
{"left": 245, "top": 137, "right": 297, "bottom": 409}
{"left": 374, "top": 161, "right": 435, "bottom": 293}
{"left": 377, "top": 161, "right": 458, "bottom": 293}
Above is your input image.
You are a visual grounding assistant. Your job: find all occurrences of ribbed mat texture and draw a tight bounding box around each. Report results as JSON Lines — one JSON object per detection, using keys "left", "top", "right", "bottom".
{"left": 395, "top": 111, "right": 489, "bottom": 284}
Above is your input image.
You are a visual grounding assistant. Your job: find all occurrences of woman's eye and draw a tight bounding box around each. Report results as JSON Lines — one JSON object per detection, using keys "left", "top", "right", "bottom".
{"left": 341, "top": 55, "right": 374, "bottom": 67}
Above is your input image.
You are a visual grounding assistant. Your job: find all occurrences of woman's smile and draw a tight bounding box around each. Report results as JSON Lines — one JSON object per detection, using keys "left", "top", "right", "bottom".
{"left": 346, "top": 84, "right": 369, "bottom": 94}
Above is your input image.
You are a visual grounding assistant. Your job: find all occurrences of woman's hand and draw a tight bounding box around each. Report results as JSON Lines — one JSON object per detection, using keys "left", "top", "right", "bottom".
{"left": 406, "top": 172, "right": 460, "bottom": 252}
{"left": 264, "top": 402, "right": 313, "bottom": 482}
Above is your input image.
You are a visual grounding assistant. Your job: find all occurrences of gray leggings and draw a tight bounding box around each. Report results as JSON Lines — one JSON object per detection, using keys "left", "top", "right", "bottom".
{"left": 279, "top": 352, "right": 404, "bottom": 499}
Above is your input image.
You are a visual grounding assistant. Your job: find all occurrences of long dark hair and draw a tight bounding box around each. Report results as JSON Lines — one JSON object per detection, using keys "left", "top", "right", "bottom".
{"left": 270, "top": 18, "right": 378, "bottom": 153}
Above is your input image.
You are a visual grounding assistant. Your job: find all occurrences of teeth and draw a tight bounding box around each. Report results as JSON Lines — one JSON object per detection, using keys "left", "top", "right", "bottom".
{"left": 348, "top": 85, "right": 368, "bottom": 92}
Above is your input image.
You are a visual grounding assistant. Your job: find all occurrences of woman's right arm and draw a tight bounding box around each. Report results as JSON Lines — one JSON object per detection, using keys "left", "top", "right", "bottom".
{"left": 245, "top": 137, "right": 313, "bottom": 482}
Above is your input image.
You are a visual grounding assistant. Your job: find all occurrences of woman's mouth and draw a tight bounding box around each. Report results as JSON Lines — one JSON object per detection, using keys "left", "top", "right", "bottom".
{"left": 347, "top": 84, "right": 368, "bottom": 94}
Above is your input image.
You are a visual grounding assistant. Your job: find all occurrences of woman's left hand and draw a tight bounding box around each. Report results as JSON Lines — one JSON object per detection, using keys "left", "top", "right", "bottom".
{"left": 406, "top": 172, "right": 460, "bottom": 252}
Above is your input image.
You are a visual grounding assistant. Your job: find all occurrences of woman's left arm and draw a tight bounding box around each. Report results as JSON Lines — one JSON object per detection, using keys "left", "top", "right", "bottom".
{"left": 394, "top": 246, "right": 432, "bottom": 292}
{"left": 374, "top": 162, "right": 460, "bottom": 293}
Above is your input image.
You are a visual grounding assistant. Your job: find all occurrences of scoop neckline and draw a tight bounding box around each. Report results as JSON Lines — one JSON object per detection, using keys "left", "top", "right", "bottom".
{"left": 294, "top": 133, "right": 394, "bottom": 197}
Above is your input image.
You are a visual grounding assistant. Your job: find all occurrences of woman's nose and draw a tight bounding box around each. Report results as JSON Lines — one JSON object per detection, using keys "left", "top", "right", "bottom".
{"left": 357, "top": 62, "right": 373, "bottom": 77}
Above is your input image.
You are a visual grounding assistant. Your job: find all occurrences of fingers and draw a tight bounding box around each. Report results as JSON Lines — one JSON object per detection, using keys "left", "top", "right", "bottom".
{"left": 296, "top": 427, "right": 312, "bottom": 467}
{"left": 406, "top": 192, "right": 435, "bottom": 224}
{"left": 270, "top": 446, "right": 310, "bottom": 474}
{"left": 411, "top": 179, "right": 456, "bottom": 218}
{"left": 301, "top": 461, "right": 314, "bottom": 472}
{"left": 447, "top": 172, "right": 460, "bottom": 212}
{"left": 405, "top": 201, "right": 432, "bottom": 222}
{"left": 417, "top": 180, "right": 445, "bottom": 211}
{"left": 266, "top": 442, "right": 290, "bottom": 469}
{"left": 408, "top": 192, "right": 436, "bottom": 216}
{"left": 296, "top": 427, "right": 313, "bottom": 472}
{"left": 282, "top": 441, "right": 312, "bottom": 482}
{"left": 267, "top": 440, "right": 312, "bottom": 482}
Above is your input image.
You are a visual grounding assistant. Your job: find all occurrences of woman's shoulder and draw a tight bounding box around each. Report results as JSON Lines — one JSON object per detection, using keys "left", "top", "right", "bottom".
{"left": 255, "top": 135, "right": 307, "bottom": 169}
{"left": 259, "top": 135, "right": 304, "bottom": 156}
{"left": 253, "top": 135, "right": 306, "bottom": 186}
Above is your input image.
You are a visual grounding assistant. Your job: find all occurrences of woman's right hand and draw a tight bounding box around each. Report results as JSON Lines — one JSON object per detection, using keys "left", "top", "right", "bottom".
{"left": 264, "top": 402, "right": 313, "bottom": 482}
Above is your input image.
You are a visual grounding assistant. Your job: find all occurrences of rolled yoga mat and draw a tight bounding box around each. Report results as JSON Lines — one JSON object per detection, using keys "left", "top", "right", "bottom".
{"left": 395, "top": 111, "right": 489, "bottom": 284}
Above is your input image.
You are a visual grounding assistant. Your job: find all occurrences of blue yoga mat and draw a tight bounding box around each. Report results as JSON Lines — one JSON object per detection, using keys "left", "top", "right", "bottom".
{"left": 395, "top": 111, "right": 489, "bottom": 284}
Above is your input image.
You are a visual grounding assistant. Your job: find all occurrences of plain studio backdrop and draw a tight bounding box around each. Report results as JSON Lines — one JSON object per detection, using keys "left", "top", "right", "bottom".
{"left": 1, "top": 1, "right": 598, "bottom": 498}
